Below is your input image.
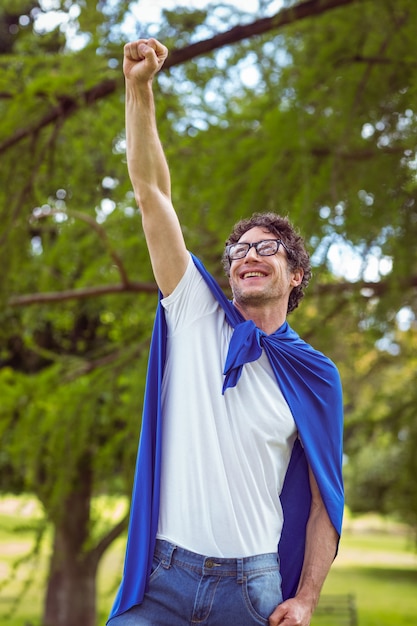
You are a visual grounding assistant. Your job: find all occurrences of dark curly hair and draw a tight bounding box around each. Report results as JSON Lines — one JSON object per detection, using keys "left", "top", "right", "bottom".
{"left": 222, "top": 212, "right": 312, "bottom": 314}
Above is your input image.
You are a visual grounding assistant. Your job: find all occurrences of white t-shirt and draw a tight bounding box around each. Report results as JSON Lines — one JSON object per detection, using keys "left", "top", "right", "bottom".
{"left": 156, "top": 255, "right": 297, "bottom": 557}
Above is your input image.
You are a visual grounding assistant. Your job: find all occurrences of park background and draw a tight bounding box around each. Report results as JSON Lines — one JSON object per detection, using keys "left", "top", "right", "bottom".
{"left": 1, "top": 0, "right": 416, "bottom": 624}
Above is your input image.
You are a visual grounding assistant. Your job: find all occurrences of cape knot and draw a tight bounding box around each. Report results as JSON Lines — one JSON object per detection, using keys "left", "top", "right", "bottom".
{"left": 222, "top": 319, "right": 266, "bottom": 393}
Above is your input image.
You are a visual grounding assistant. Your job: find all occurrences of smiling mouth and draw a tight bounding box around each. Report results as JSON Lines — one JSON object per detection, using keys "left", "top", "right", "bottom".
{"left": 241, "top": 271, "right": 267, "bottom": 279}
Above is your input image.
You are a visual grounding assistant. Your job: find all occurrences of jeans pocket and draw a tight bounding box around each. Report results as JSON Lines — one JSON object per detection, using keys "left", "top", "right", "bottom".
{"left": 243, "top": 567, "right": 283, "bottom": 623}
{"left": 149, "top": 553, "right": 164, "bottom": 582}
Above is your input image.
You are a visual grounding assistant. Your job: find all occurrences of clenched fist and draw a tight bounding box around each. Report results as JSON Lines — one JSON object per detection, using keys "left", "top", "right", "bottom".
{"left": 123, "top": 38, "right": 168, "bottom": 83}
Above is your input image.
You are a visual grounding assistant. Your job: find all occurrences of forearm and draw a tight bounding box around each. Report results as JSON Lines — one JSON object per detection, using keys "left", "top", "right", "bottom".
{"left": 125, "top": 79, "right": 171, "bottom": 208}
{"left": 269, "top": 466, "right": 339, "bottom": 626}
{"left": 295, "top": 501, "right": 339, "bottom": 613}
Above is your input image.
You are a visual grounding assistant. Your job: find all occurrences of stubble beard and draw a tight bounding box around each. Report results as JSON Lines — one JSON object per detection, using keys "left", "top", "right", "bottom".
{"left": 231, "top": 268, "right": 293, "bottom": 311}
{"left": 231, "top": 282, "right": 280, "bottom": 309}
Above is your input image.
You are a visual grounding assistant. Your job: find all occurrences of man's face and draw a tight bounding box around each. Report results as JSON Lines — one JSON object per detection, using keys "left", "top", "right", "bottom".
{"left": 228, "top": 226, "right": 301, "bottom": 308}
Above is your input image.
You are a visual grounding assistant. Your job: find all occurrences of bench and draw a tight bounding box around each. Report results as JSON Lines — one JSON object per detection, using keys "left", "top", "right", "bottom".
{"left": 312, "top": 594, "right": 358, "bottom": 625}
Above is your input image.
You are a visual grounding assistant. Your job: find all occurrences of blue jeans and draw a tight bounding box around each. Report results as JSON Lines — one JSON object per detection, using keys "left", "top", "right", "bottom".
{"left": 109, "top": 539, "right": 283, "bottom": 626}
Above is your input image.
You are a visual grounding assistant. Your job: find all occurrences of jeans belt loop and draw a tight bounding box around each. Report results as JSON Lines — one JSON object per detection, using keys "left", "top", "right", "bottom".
{"left": 237, "top": 558, "right": 244, "bottom": 584}
{"left": 164, "top": 542, "right": 176, "bottom": 567}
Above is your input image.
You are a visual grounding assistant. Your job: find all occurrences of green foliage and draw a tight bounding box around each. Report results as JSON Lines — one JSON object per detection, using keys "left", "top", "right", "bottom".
{"left": 343, "top": 326, "right": 417, "bottom": 536}
{"left": 1, "top": 0, "right": 417, "bottom": 623}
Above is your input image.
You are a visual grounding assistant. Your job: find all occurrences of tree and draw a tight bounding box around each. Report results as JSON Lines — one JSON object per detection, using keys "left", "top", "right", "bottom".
{"left": 1, "top": 0, "right": 417, "bottom": 624}
{"left": 342, "top": 325, "right": 417, "bottom": 534}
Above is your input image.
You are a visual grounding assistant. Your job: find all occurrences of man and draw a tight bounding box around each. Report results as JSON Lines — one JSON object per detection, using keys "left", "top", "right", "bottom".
{"left": 108, "top": 38, "right": 344, "bottom": 626}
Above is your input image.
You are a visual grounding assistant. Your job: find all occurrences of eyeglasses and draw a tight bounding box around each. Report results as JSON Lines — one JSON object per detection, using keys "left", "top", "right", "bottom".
{"left": 226, "top": 239, "right": 290, "bottom": 261}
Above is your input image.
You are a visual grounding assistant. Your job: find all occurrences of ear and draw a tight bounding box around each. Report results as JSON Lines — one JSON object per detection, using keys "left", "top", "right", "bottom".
{"left": 291, "top": 268, "right": 304, "bottom": 287}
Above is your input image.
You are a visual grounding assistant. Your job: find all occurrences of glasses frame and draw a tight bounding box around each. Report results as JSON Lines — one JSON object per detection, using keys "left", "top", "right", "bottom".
{"left": 226, "top": 238, "right": 291, "bottom": 262}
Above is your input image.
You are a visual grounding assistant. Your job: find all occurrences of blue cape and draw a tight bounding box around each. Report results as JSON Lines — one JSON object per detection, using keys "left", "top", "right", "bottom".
{"left": 109, "top": 255, "right": 344, "bottom": 620}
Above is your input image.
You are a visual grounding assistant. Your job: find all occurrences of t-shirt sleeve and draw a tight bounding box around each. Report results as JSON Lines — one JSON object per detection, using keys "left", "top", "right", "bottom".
{"left": 161, "top": 253, "right": 220, "bottom": 335}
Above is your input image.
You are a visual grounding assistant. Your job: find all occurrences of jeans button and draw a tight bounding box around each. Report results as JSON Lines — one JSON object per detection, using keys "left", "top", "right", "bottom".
{"left": 206, "top": 559, "right": 214, "bottom": 568}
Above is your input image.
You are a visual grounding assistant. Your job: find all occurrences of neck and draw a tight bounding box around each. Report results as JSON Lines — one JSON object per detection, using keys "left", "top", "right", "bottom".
{"left": 232, "top": 300, "right": 287, "bottom": 335}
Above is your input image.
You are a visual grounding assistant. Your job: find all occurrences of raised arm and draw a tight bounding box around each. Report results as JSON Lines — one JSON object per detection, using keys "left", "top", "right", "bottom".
{"left": 123, "top": 38, "right": 189, "bottom": 296}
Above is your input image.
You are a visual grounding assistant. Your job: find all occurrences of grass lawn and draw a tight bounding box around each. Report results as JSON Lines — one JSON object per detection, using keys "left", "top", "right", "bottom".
{"left": 312, "top": 515, "right": 417, "bottom": 626}
{"left": 1, "top": 498, "right": 417, "bottom": 626}
{"left": 0, "top": 496, "right": 47, "bottom": 625}
{"left": 316, "top": 565, "right": 417, "bottom": 626}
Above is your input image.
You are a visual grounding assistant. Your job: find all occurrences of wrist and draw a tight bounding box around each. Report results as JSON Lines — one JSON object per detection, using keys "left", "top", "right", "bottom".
{"left": 125, "top": 78, "right": 154, "bottom": 106}
{"left": 294, "top": 587, "right": 319, "bottom": 614}
{"left": 125, "top": 75, "right": 153, "bottom": 91}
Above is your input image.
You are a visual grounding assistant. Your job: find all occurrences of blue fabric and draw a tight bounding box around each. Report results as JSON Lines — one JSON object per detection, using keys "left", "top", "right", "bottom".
{"left": 109, "top": 255, "right": 344, "bottom": 620}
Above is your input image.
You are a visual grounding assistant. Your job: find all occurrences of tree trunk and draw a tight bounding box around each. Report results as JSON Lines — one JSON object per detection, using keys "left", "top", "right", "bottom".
{"left": 43, "top": 456, "right": 98, "bottom": 626}
{"left": 43, "top": 536, "right": 97, "bottom": 626}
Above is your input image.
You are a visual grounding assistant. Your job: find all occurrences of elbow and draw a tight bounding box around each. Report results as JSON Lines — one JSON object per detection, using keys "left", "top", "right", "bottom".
{"left": 133, "top": 182, "right": 170, "bottom": 214}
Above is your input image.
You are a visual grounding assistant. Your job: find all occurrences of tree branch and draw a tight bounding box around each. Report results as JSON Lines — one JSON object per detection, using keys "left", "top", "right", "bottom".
{"left": 33, "top": 208, "right": 131, "bottom": 286}
{"left": 0, "top": 0, "right": 360, "bottom": 155}
{"left": 314, "top": 274, "right": 417, "bottom": 297}
{"left": 88, "top": 513, "right": 129, "bottom": 567}
{"left": 351, "top": 10, "right": 409, "bottom": 116}
{"left": 0, "top": 78, "right": 118, "bottom": 155}
{"left": 0, "top": 118, "right": 64, "bottom": 247}
{"left": 302, "top": 292, "right": 351, "bottom": 342}
{"left": 338, "top": 54, "right": 417, "bottom": 67}
{"left": 165, "top": 0, "right": 360, "bottom": 68}
{"left": 8, "top": 273, "right": 417, "bottom": 308}
{"left": 8, "top": 281, "right": 158, "bottom": 306}
{"left": 64, "top": 341, "right": 147, "bottom": 382}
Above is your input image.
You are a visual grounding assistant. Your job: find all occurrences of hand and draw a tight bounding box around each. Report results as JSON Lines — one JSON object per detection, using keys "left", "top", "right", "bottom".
{"left": 123, "top": 38, "right": 168, "bottom": 83}
{"left": 269, "top": 597, "right": 314, "bottom": 626}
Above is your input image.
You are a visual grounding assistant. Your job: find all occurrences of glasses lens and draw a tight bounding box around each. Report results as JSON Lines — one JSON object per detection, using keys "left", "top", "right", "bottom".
{"left": 228, "top": 243, "right": 249, "bottom": 260}
{"left": 257, "top": 240, "right": 279, "bottom": 256}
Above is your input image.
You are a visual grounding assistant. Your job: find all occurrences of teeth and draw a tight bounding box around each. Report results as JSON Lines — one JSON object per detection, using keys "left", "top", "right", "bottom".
{"left": 243, "top": 272, "right": 265, "bottom": 278}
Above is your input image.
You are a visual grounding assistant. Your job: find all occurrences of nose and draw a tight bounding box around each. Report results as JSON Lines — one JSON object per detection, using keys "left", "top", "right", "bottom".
{"left": 245, "top": 245, "right": 260, "bottom": 260}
